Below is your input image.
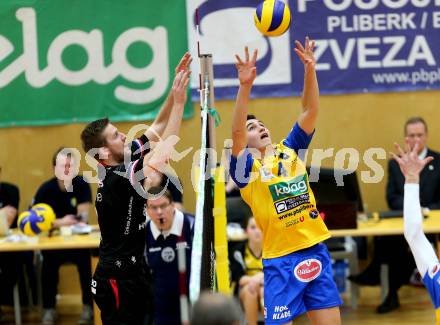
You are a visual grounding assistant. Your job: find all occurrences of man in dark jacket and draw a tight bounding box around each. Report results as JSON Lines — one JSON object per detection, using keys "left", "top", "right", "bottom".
{"left": 145, "top": 187, "right": 194, "bottom": 325}
{"left": 351, "top": 117, "right": 440, "bottom": 313}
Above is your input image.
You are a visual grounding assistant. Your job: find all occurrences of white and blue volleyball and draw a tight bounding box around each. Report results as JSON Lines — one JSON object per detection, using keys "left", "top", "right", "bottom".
{"left": 254, "top": 0, "right": 291, "bottom": 37}
{"left": 18, "top": 203, "right": 56, "bottom": 236}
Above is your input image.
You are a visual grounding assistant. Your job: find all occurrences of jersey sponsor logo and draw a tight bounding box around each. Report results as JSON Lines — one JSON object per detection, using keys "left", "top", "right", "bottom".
{"left": 285, "top": 215, "right": 305, "bottom": 228}
{"left": 294, "top": 259, "right": 322, "bottom": 283}
{"left": 269, "top": 175, "right": 308, "bottom": 201}
{"left": 149, "top": 247, "right": 161, "bottom": 253}
{"left": 272, "top": 305, "right": 291, "bottom": 320}
{"left": 138, "top": 221, "right": 147, "bottom": 231}
{"left": 309, "top": 209, "right": 319, "bottom": 219}
{"left": 278, "top": 203, "right": 314, "bottom": 220}
{"left": 274, "top": 194, "right": 310, "bottom": 215}
{"left": 161, "top": 246, "right": 175, "bottom": 262}
{"left": 124, "top": 196, "right": 133, "bottom": 235}
{"left": 91, "top": 279, "right": 97, "bottom": 294}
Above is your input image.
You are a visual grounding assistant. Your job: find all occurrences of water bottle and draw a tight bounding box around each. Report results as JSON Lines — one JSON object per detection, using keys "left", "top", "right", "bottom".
{"left": 333, "top": 260, "right": 347, "bottom": 293}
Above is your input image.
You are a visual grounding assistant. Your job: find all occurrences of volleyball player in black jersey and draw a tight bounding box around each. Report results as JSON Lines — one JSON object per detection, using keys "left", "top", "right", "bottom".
{"left": 80, "top": 53, "right": 191, "bottom": 325}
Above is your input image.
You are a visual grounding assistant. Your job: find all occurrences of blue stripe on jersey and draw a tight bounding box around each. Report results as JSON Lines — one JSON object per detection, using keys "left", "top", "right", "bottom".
{"left": 230, "top": 149, "right": 254, "bottom": 189}
{"left": 283, "top": 123, "right": 314, "bottom": 155}
{"left": 423, "top": 270, "right": 440, "bottom": 308}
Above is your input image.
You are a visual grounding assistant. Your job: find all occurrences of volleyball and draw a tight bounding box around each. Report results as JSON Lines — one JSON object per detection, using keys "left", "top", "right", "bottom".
{"left": 254, "top": 0, "right": 291, "bottom": 37}
{"left": 18, "top": 203, "right": 56, "bottom": 236}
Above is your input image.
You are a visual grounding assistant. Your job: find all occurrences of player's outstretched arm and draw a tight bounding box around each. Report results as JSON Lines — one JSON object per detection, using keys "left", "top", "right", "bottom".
{"left": 392, "top": 141, "right": 438, "bottom": 276}
{"left": 142, "top": 70, "right": 190, "bottom": 178}
{"left": 145, "top": 53, "right": 192, "bottom": 142}
{"left": 232, "top": 47, "right": 258, "bottom": 157}
{"left": 294, "top": 37, "right": 318, "bottom": 135}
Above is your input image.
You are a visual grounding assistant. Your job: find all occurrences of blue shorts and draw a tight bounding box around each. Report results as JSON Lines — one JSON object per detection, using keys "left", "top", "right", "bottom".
{"left": 263, "top": 243, "right": 342, "bottom": 324}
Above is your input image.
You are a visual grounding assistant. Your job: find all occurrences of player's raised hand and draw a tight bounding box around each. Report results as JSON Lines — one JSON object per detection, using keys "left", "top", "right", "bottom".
{"left": 391, "top": 140, "right": 434, "bottom": 182}
{"left": 294, "top": 37, "right": 316, "bottom": 70}
{"left": 235, "top": 46, "right": 258, "bottom": 87}
{"left": 172, "top": 70, "right": 191, "bottom": 105}
{"left": 175, "top": 52, "right": 192, "bottom": 75}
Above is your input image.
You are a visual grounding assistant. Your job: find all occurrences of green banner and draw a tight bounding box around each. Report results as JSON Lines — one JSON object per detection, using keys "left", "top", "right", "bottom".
{"left": 0, "top": 0, "right": 193, "bottom": 128}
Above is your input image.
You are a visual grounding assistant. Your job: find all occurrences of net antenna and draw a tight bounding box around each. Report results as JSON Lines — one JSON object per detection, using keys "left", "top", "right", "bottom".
{"left": 189, "top": 7, "right": 217, "bottom": 305}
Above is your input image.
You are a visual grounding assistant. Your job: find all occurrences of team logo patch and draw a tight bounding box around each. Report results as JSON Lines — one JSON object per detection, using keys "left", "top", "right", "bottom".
{"left": 430, "top": 263, "right": 440, "bottom": 278}
{"left": 309, "top": 209, "right": 319, "bottom": 219}
{"left": 293, "top": 259, "right": 322, "bottom": 283}
{"left": 161, "top": 247, "right": 175, "bottom": 262}
{"left": 269, "top": 175, "right": 308, "bottom": 201}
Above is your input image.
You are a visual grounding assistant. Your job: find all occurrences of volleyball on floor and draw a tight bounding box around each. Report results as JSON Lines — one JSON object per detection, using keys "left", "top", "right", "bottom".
{"left": 18, "top": 203, "right": 56, "bottom": 236}
{"left": 254, "top": 0, "right": 291, "bottom": 37}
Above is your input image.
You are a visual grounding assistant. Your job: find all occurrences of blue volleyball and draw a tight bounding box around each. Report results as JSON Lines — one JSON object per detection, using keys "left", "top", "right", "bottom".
{"left": 18, "top": 204, "right": 56, "bottom": 236}
{"left": 254, "top": 0, "right": 291, "bottom": 37}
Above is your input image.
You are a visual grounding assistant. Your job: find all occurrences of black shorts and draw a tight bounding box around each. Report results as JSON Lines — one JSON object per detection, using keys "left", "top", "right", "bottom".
{"left": 92, "top": 270, "right": 152, "bottom": 325}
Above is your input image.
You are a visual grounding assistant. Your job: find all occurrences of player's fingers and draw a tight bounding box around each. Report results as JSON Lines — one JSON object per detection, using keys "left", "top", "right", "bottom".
{"left": 294, "top": 48, "right": 306, "bottom": 63}
{"left": 252, "top": 49, "right": 258, "bottom": 65}
{"left": 423, "top": 156, "right": 434, "bottom": 165}
{"left": 295, "top": 40, "right": 305, "bottom": 52}
{"left": 245, "top": 46, "right": 250, "bottom": 62}
{"left": 235, "top": 54, "right": 244, "bottom": 65}
{"left": 394, "top": 142, "right": 405, "bottom": 157}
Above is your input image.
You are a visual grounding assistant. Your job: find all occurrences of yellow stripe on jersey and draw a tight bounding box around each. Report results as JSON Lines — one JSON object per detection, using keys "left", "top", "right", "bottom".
{"left": 240, "top": 142, "right": 330, "bottom": 259}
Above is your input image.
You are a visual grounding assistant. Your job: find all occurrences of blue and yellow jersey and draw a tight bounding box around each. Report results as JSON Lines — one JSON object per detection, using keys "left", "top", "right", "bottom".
{"left": 423, "top": 264, "right": 440, "bottom": 324}
{"left": 244, "top": 244, "right": 263, "bottom": 277}
{"left": 230, "top": 123, "right": 330, "bottom": 259}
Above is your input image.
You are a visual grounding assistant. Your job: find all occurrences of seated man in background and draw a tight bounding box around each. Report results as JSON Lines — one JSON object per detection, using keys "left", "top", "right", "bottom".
{"left": 230, "top": 216, "right": 263, "bottom": 325}
{"left": 145, "top": 187, "right": 194, "bottom": 325}
{"left": 351, "top": 117, "right": 440, "bottom": 313}
{"left": 0, "top": 165, "right": 20, "bottom": 317}
{"left": 34, "top": 148, "right": 93, "bottom": 325}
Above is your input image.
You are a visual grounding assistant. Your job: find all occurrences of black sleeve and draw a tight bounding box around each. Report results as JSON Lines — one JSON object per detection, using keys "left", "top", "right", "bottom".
{"left": 162, "top": 176, "right": 183, "bottom": 203}
{"left": 3, "top": 184, "right": 19, "bottom": 209}
{"left": 4, "top": 184, "right": 20, "bottom": 228}
{"left": 33, "top": 183, "right": 50, "bottom": 206}
{"left": 130, "top": 135, "right": 150, "bottom": 162}
{"left": 386, "top": 160, "right": 404, "bottom": 210}
{"left": 125, "top": 157, "right": 148, "bottom": 191}
{"left": 74, "top": 177, "right": 92, "bottom": 204}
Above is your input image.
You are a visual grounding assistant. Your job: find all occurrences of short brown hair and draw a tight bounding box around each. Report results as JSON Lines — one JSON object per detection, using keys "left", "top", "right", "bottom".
{"left": 80, "top": 118, "right": 110, "bottom": 156}
{"left": 146, "top": 186, "right": 174, "bottom": 204}
{"left": 405, "top": 117, "right": 428, "bottom": 135}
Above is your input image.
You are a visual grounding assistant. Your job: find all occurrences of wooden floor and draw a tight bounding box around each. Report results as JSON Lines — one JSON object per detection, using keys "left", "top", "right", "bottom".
{"left": 0, "top": 285, "right": 436, "bottom": 324}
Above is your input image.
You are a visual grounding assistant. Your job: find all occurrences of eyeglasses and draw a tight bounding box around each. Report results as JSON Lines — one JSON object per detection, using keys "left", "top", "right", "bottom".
{"left": 147, "top": 202, "right": 171, "bottom": 212}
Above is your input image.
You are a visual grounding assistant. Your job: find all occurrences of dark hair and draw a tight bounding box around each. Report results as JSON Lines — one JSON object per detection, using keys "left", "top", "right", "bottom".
{"left": 80, "top": 118, "right": 110, "bottom": 156}
{"left": 191, "top": 292, "right": 241, "bottom": 325}
{"left": 247, "top": 114, "right": 257, "bottom": 121}
{"left": 241, "top": 214, "right": 255, "bottom": 229}
{"left": 52, "top": 147, "right": 72, "bottom": 167}
{"left": 146, "top": 186, "right": 174, "bottom": 204}
{"left": 405, "top": 117, "right": 428, "bottom": 135}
